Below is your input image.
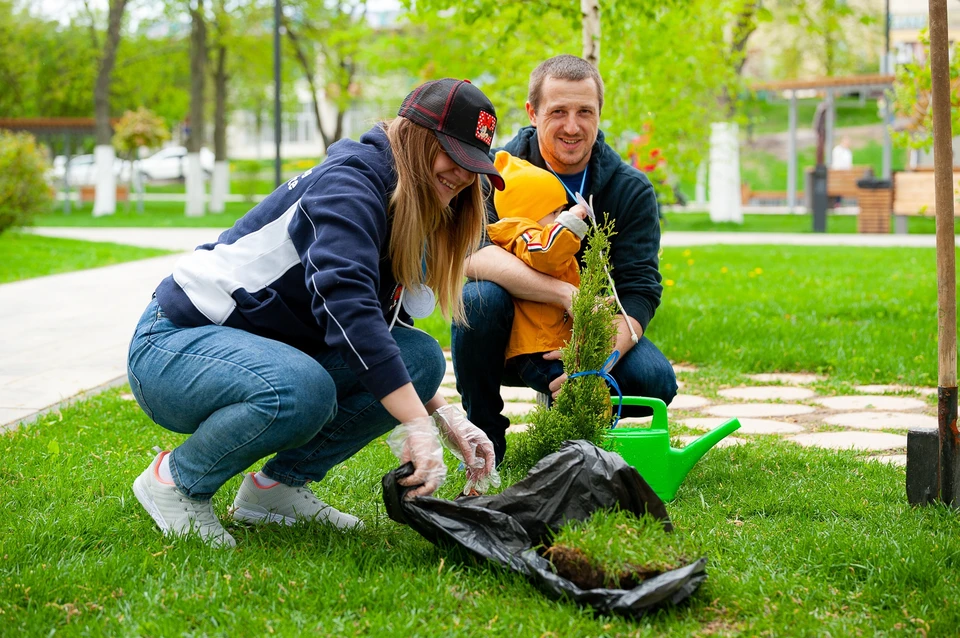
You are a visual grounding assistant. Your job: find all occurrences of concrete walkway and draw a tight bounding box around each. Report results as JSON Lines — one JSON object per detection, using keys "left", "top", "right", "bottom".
{"left": 2, "top": 227, "right": 937, "bottom": 464}
{"left": 27, "top": 226, "right": 939, "bottom": 251}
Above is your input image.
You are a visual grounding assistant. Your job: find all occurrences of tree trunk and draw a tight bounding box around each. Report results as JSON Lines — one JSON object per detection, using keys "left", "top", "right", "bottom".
{"left": 94, "top": 0, "right": 126, "bottom": 145}
{"left": 92, "top": 0, "right": 127, "bottom": 217}
{"left": 283, "top": 16, "right": 331, "bottom": 150}
{"left": 211, "top": 42, "right": 228, "bottom": 213}
{"left": 581, "top": 0, "right": 600, "bottom": 67}
{"left": 186, "top": 0, "right": 208, "bottom": 217}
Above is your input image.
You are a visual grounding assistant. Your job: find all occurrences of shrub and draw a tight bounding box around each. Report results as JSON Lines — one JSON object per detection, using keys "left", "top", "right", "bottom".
{"left": 0, "top": 131, "right": 53, "bottom": 235}
{"left": 506, "top": 217, "right": 619, "bottom": 472}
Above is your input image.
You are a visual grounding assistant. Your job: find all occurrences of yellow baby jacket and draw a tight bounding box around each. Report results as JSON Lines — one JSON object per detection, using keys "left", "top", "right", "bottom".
{"left": 487, "top": 212, "right": 586, "bottom": 360}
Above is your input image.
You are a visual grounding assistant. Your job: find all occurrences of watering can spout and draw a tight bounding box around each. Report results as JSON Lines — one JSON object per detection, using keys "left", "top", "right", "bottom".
{"left": 670, "top": 418, "right": 741, "bottom": 483}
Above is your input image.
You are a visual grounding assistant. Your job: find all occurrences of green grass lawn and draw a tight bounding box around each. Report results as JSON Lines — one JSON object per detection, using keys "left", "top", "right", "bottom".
{"left": 33, "top": 201, "right": 250, "bottom": 228}
{"left": 0, "top": 232, "right": 171, "bottom": 284}
{"left": 744, "top": 96, "right": 885, "bottom": 135}
{"left": 650, "top": 245, "right": 949, "bottom": 386}
{"left": 420, "top": 245, "right": 953, "bottom": 387}
{"left": 2, "top": 388, "right": 958, "bottom": 636}
{"left": 662, "top": 211, "right": 940, "bottom": 234}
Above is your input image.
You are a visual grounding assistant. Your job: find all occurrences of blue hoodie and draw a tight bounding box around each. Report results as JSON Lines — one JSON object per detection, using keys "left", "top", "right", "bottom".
{"left": 155, "top": 125, "right": 415, "bottom": 400}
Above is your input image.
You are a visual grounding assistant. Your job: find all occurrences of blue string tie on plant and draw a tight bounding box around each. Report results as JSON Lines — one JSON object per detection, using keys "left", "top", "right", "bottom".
{"left": 567, "top": 350, "right": 623, "bottom": 428}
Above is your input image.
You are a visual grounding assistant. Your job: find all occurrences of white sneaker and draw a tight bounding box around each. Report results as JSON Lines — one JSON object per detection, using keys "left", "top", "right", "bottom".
{"left": 132, "top": 451, "right": 236, "bottom": 548}
{"left": 230, "top": 473, "right": 363, "bottom": 530}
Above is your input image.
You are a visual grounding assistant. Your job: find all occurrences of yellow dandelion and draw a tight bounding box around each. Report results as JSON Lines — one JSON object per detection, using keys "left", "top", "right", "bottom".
{"left": 687, "top": 259, "right": 694, "bottom": 266}
{"left": 663, "top": 263, "right": 673, "bottom": 270}
{"left": 754, "top": 267, "right": 763, "bottom": 274}
{"left": 720, "top": 266, "right": 728, "bottom": 273}
{"left": 665, "top": 279, "right": 675, "bottom": 286}
{"left": 682, "top": 249, "right": 692, "bottom": 257}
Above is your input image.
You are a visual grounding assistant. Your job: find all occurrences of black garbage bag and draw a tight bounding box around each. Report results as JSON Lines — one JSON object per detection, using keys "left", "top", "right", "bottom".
{"left": 382, "top": 440, "right": 707, "bottom": 618}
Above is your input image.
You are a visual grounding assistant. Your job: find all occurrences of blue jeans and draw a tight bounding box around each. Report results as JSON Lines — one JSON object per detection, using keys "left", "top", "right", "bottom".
{"left": 127, "top": 298, "right": 444, "bottom": 500}
{"left": 451, "top": 281, "right": 678, "bottom": 458}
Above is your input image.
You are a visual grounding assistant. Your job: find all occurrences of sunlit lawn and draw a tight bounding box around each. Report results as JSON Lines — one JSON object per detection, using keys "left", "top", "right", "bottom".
{"left": 2, "top": 388, "right": 959, "bottom": 636}
{"left": 424, "top": 244, "right": 953, "bottom": 388}
{"left": 0, "top": 232, "right": 171, "bottom": 284}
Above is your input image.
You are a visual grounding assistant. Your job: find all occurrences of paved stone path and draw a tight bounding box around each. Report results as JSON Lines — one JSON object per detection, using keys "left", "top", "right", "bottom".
{"left": 440, "top": 354, "right": 935, "bottom": 467}
{"left": 2, "top": 227, "right": 938, "bottom": 469}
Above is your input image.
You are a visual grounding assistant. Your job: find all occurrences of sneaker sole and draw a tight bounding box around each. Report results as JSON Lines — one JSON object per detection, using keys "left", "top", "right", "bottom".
{"left": 231, "top": 506, "right": 297, "bottom": 526}
{"left": 133, "top": 474, "right": 171, "bottom": 534}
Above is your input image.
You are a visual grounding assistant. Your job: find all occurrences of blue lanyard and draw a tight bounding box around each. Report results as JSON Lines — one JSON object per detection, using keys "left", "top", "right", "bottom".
{"left": 567, "top": 351, "right": 623, "bottom": 427}
{"left": 546, "top": 163, "right": 588, "bottom": 202}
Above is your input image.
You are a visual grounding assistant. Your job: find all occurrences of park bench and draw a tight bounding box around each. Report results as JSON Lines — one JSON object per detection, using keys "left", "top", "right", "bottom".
{"left": 78, "top": 184, "right": 129, "bottom": 204}
{"left": 822, "top": 165, "right": 874, "bottom": 200}
{"left": 889, "top": 169, "right": 960, "bottom": 233}
{"left": 740, "top": 166, "right": 872, "bottom": 207}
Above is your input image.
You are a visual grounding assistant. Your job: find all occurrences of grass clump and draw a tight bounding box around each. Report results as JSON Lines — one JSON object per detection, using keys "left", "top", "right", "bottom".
{"left": 545, "top": 509, "right": 697, "bottom": 590}
{"left": 507, "top": 218, "right": 618, "bottom": 471}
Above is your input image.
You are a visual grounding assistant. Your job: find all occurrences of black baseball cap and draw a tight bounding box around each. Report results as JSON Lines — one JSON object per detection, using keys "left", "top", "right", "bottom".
{"left": 398, "top": 79, "right": 505, "bottom": 191}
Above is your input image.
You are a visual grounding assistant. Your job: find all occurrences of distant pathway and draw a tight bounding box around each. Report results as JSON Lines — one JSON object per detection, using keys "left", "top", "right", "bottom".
{"left": 27, "top": 227, "right": 938, "bottom": 251}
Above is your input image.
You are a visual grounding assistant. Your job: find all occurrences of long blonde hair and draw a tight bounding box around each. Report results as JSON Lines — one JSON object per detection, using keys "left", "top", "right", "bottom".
{"left": 385, "top": 117, "right": 486, "bottom": 324}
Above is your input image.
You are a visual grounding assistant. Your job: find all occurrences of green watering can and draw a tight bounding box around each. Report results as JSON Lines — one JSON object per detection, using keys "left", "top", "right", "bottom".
{"left": 604, "top": 396, "right": 741, "bottom": 501}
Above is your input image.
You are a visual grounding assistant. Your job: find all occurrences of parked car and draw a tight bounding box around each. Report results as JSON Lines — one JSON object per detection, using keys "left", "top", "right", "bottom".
{"left": 49, "top": 154, "right": 132, "bottom": 186}
{"left": 136, "top": 146, "right": 215, "bottom": 181}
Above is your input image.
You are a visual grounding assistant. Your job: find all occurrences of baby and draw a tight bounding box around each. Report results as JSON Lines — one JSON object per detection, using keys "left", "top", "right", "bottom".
{"left": 487, "top": 151, "right": 589, "bottom": 395}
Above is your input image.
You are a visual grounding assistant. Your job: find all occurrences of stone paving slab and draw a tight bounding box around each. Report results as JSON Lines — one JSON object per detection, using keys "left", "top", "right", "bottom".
{"left": 813, "top": 395, "right": 928, "bottom": 411}
{"left": 821, "top": 411, "right": 938, "bottom": 431}
{"left": 680, "top": 417, "right": 805, "bottom": 435}
{"left": 672, "top": 364, "right": 698, "bottom": 373}
{"left": 500, "top": 402, "right": 539, "bottom": 417}
{"left": 748, "top": 373, "right": 822, "bottom": 385}
{"left": 870, "top": 454, "right": 907, "bottom": 467}
{"left": 436, "top": 386, "right": 461, "bottom": 399}
{"left": 506, "top": 423, "right": 530, "bottom": 434}
{"left": 500, "top": 386, "right": 540, "bottom": 401}
{"left": 706, "top": 403, "right": 817, "bottom": 418}
{"left": 854, "top": 384, "right": 937, "bottom": 397}
{"left": 789, "top": 431, "right": 907, "bottom": 451}
{"left": 719, "top": 386, "right": 816, "bottom": 401}
{"left": 669, "top": 394, "right": 711, "bottom": 410}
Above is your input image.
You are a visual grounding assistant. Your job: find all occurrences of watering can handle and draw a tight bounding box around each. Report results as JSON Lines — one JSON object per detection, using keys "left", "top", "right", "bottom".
{"left": 610, "top": 396, "right": 669, "bottom": 431}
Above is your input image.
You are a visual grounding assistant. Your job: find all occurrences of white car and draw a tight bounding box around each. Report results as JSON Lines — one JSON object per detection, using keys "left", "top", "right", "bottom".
{"left": 49, "top": 154, "right": 132, "bottom": 186}
{"left": 136, "top": 146, "right": 215, "bottom": 181}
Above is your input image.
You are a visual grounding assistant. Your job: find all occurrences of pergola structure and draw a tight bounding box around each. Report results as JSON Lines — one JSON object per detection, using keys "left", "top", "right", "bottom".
{"left": 0, "top": 117, "right": 100, "bottom": 214}
{"left": 751, "top": 74, "right": 896, "bottom": 211}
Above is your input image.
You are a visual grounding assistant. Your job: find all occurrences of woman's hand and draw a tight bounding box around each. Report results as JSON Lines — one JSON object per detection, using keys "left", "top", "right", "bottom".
{"left": 433, "top": 404, "right": 500, "bottom": 493}
{"left": 387, "top": 416, "right": 446, "bottom": 499}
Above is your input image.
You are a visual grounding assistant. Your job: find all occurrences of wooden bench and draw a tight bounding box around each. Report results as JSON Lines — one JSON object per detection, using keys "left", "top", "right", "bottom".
{"left": 824, "top": 166, "right": 874, "bottom": 199}
{"left": 740, "top": 184, "right": 805, "bottom": 206}
{"left": 889, "top": 170, "right": 960, "bottom": 233}
{"left": 78, "top": 185, "right": 129, "bottom": 204}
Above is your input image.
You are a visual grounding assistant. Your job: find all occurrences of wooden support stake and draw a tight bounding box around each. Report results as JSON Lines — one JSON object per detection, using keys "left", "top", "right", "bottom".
{"left": 927, "top": 0, "right": 959, "bottom": 507}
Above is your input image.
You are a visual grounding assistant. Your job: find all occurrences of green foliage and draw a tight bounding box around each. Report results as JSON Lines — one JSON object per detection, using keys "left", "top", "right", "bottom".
{"left": 0, "top": 131, "right": 53, "bottom": 235}
{"left": 547, "top": 509, "right": 697, "bottom": 588}
{"left": 507, "top": 218, "right": 618, "bottom": 471}
{"left": 891, "top": 29, "right": 960, "bottom": 153}
{"left": 113, "top": 107, "right": 170, "bottom": 157}
{"left": 761, "top": 0, "right": 881, "bottom": 78}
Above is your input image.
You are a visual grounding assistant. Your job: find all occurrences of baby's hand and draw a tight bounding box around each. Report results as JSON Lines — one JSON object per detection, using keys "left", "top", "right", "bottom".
{"left": 568, "top": 204, "right": 588, "bottom": 220}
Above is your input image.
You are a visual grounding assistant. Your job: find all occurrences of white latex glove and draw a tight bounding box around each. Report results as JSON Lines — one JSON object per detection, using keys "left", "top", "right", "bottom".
{"left": 386, "top": 416, "right": 446, "bottom": 499}
{"left": 433, "top": 404, "right": 501, "bottom": 495}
